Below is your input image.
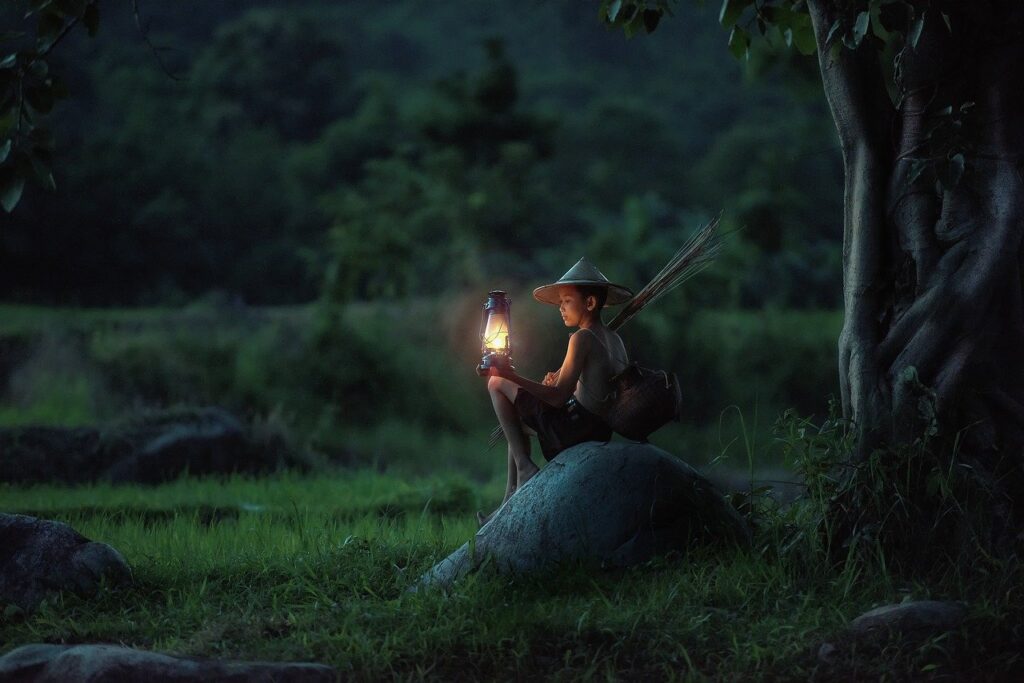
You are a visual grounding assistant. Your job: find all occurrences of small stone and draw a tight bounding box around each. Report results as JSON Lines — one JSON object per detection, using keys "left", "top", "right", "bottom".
{"left": 0, "top": 644, "right": 336, "bottom": 682}
{"left": 849, "top": 600, "right": 967, "bottom": 637}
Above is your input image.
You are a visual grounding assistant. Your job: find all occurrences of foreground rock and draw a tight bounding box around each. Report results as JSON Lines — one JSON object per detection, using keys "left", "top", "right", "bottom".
{"left": 849, "top": 600, "right": 967, "bottom": 638}
{"left": 417, "top": 441, "right": 749, "bottom": 589}
{"left": 817, "top": 600, "right": 968, "bottom": 666}
{"left": 0, "top": 514, "right": 131, "bottom": 612}
{"left": 0, "top": 644, "right": 336, "bottom": 682}
{"left": 0, "top": 406, "right": 306, "bottom": 485}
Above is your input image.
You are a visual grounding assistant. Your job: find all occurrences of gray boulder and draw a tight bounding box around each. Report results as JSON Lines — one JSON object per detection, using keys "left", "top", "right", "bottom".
{"left": 0, "top": 644, "right": 336, "bottom": 682}
{"left": 0, "top": 406, "right": 305, "bottom": 485}
{"left": 417, "top": 441, "right": 749, "bottom": 589}
{"left": 103, "top": 407, "right": 249, "bottom": 484}
{"left": 0, "top": 514, "right": 131, "bottom": 612}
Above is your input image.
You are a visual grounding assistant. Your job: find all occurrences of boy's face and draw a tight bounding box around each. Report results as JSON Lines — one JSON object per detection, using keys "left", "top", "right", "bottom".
{"left": 557, "top": 286, "right": 595, "bottom": 327}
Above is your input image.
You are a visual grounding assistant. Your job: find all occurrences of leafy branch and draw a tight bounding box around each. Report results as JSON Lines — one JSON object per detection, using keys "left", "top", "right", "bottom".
{"left": 0, "top": 0, "right": 100, "bottom": 212}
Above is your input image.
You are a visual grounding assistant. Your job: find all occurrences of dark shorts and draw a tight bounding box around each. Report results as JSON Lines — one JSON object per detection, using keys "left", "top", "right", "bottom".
{"left": 514, "top": 390, "right": 613, "bottom": 462}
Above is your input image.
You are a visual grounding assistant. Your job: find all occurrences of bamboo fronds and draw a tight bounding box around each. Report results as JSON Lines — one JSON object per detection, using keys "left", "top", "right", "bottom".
{"left": 606, "top": 213, "right": 721, "bottom": 331}
{"left": 487, "top": 213, "right": 724, "bottom": 449}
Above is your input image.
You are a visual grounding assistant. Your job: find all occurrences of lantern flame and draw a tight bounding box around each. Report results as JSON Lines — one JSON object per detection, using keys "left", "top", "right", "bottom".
{"left": 482, "top": 312, "right": 510, "bottom": 353}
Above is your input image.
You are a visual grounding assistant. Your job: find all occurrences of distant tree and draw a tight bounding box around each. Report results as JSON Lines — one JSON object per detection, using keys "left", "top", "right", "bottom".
{"left": 189, "top": 8, "right": 351, "bottom": 141}
{"left": 321, "top": 42, "right": 561, "bottom": 303}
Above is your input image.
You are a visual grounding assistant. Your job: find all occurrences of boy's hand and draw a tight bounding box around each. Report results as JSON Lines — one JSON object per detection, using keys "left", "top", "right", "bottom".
{"left": 543, "top": 371, "right": 559, "bottom": 386}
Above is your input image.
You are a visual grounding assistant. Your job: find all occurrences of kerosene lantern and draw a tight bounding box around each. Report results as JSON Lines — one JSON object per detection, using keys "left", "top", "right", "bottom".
{"left": 476, "top": 290, "right": 514, "bottom": 376}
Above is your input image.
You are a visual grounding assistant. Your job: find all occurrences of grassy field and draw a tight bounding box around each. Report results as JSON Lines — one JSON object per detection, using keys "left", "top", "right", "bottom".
{"left": 2, "top": 304, "right": 1020, "bottom": 678}
{"left": 2, "top": 470, "right": 1021, "bottom": 680}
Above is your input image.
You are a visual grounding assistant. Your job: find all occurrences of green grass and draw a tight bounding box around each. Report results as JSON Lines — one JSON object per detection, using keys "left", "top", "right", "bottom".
{"left": 2, "top": 471, "right": 1021, "bottom": 680}
{"left": 1, "top": 304, "right": 1020, "bottom": 678}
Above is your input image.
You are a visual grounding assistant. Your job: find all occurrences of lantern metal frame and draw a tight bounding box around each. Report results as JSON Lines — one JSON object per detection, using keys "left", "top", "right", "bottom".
{"left": 477, "top": 290, "right": 514, "bottom": 376}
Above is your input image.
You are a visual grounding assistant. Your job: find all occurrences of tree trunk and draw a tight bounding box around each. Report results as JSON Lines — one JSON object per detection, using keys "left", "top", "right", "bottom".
{"left": 806, "top": 0, "right": 1024, "bottom": 561}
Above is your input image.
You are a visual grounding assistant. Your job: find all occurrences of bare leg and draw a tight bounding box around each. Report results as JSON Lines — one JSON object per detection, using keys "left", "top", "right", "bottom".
{"left": 503, "top": 446, "right": 516, "bottom": 503}
{"left": 478, "top": 376, "right": 539, "bottom": 525}
{"left": 478, "top": 448, "right": 518, "bottom": 527}
{"left": 487, "top": 376, "right": 539, "bottom": 484}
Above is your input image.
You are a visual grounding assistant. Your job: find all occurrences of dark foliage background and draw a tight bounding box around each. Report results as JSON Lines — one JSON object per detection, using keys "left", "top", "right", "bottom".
{"left": 0, "top": 0, "right": 842, "bottom": 308}
{"left": 0, "top": 0, "right": 846, "bottom": 469}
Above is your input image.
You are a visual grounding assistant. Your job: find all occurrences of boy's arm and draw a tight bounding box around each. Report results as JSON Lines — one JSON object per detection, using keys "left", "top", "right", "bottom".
{"left": 496, "top": 330, "right": 590, "bottom": 407}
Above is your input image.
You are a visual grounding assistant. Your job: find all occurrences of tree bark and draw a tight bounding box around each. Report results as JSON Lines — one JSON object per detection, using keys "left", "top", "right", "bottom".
{"left": 806, "top": 0, "right": 1024, "bottom": 554}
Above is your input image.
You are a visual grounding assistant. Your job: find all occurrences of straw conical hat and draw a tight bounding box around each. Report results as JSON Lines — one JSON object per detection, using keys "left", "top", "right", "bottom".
{"left": 533, "top": 257, "right": 633, "bottom": 306}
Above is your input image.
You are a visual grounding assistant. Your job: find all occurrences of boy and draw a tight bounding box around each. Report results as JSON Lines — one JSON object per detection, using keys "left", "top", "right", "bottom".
{"left": 481, "top": 257, "right": 632, "bottom": 524}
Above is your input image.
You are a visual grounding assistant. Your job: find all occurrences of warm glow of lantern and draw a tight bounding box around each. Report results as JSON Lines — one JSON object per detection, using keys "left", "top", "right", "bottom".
{"left": 482, "top": 311, "right": 510, "bottom": 353}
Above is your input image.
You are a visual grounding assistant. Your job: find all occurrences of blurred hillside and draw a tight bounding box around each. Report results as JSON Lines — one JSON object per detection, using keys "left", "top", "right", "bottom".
{"left": 0, "top": 300, "right": 840, "bottom": 475}
{"left": 0, "top": 0, "right": 842, "bottom": 308}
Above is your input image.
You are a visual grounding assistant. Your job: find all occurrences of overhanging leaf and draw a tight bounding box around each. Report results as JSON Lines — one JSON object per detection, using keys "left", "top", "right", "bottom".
{"left": 30, "top": 153, "right": 55, "bottom": 191}
{"left": 0, "top": 169, "right": 25, "bottom": 212}
{"left": 642, "top": 8, "right": 662, "bottom": 34}
{"left": 623, "top": 8, "right": 645, "bottom": 38}
{"left": 0, "top": 139, "right": 10, "bottom": 164}
{"left": 29, "top": 58, "right": 48, "bottom": 78}
{"left": 728, "top": 25, "right": 750, "bottom": 60}
{"left": 908, "top": 10, "right": 926, "bottom": 48}
{"left": 793, "top": 22, "right": 817, "bottom": 55}
{"left": 607, "top": 0, "right": 623, "bottom": 23}
{"left": 851, "top": 11, "right": 870, "bottom": 47}
{"left": 719, "top": 0, "right": 750, "bottom": 28}
{"left": 0, "top": 110, "right": 14, "bottom": 138}
{"left": 36, "top": 11, "right": 65, "bottom": 49}
{"left": 26, "top": 0, "right": 55, "bottom": 17}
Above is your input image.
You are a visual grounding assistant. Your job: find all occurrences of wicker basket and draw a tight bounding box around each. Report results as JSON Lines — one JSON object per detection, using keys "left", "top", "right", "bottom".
{"left": 606, "top": 363, "right": 682, "bottom": 441}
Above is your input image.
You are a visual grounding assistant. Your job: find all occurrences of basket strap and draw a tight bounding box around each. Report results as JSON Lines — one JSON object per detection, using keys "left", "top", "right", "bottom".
{"left": 577, "top": 327, "right": 629, "bottom": 367}
{"left": 575, "top": 328, "right": 629, "bottom": 405}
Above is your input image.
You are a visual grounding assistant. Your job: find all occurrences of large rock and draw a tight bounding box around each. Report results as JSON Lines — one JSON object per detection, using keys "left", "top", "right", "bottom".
{"left": 0, "top": 514, "right": 131, "bottom": 612}
{"left": 103, "top": 407, "right": 249, "bottom": 484}
{"left": 417, "top": 441, "right": 749, "bottom": 589}
{"left": 0, "top": 407, "right": 306, "bottom": 485}
{"left": 0, "top": 644, "right": 336, "bottom": 682}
